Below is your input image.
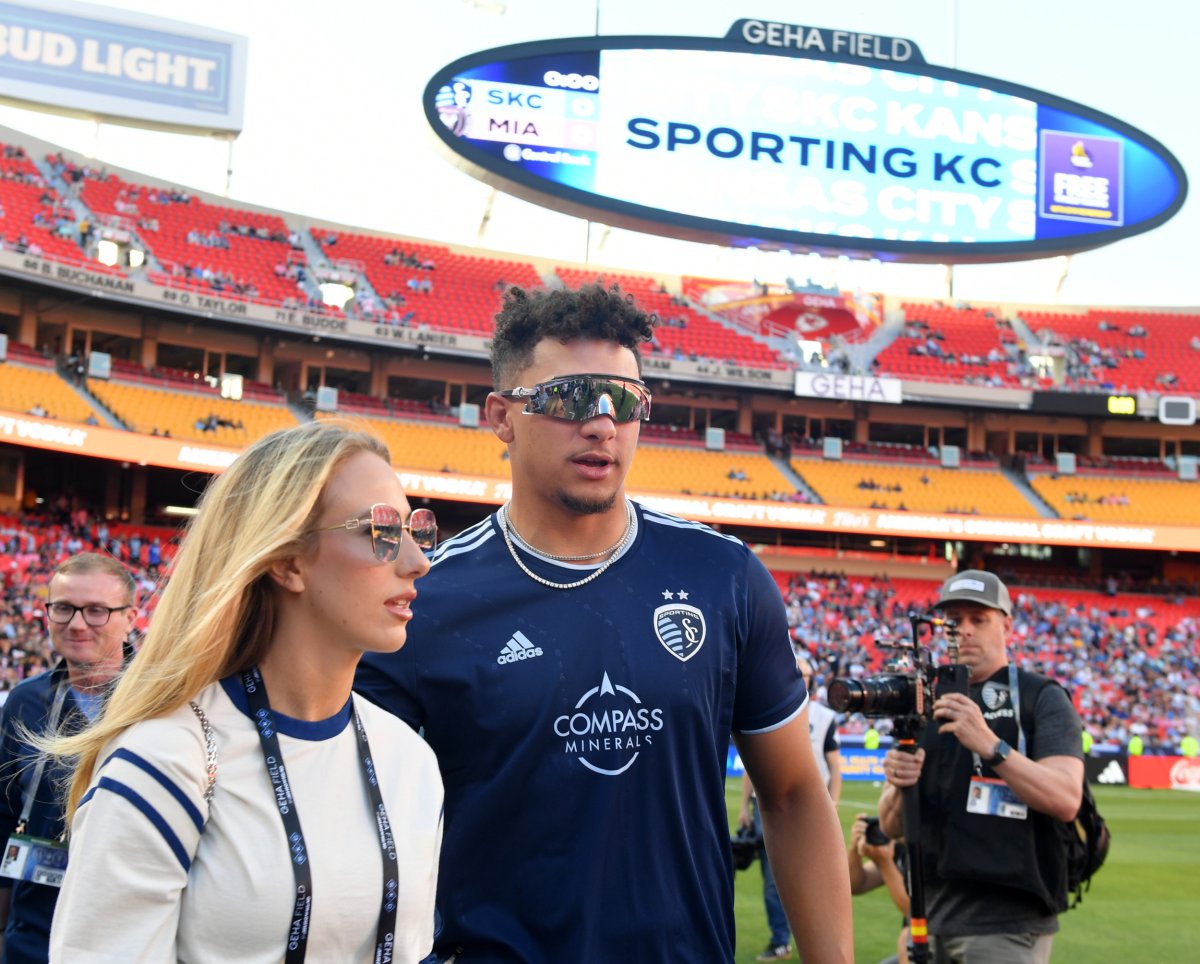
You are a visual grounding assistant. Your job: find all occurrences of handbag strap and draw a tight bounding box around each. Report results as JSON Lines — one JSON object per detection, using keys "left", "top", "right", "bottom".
{"left": 188, "top": 701, "right": 218, "bottom": 814}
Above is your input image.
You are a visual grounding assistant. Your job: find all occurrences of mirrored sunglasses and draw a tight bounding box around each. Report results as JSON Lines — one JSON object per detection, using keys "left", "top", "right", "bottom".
{"left": 320, "top": 504, "right": 438, "bottom": 562}
{"left": 498, "top": 374, "right": 652, "bottom": 423}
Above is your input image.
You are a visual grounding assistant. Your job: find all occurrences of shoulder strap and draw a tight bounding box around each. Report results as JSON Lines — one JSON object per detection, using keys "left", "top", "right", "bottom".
{"left": 188, "top": 701, "right": 218, "bottom": 816}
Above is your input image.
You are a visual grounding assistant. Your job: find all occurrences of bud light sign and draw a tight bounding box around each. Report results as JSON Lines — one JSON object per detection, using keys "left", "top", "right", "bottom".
{"left": 424, "top": 21, "right": 1186, "bottom": 263}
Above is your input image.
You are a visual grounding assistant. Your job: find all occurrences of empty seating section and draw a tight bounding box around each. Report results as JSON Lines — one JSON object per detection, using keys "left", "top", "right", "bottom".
{"left": 873, "top": 304, "right": 1021, "bottom": 385}
{"left": 0, "top": 363, "right": 100, "bottom": 423}
{"left": 1022, "top": 308, "right": 1200, "bottom": 393}
{"left": 626, "top": 448, "right": 796, "bottom": 498}
{"left": 1029, "top": 473, "right": 1200, "bottom": 525}
{"left": 316, "top": 413, "right": 509, "bottom": 477}
{"left": 640, "top": 424, "right": 762, "bottom": 450}
{"left": 87, "top": 379, "right": 296, "bottom": 443}
{"left": 79, "top": 173, "right": 304, "bottom": 305}
{"left": 792, "top": 459, "right": 1040, "bottom": 517}
{"left": 556, "top": 268, "right": 786, "bottom": 369}
{"left": 311, "top": 231, "right": 542, "bottom": 335}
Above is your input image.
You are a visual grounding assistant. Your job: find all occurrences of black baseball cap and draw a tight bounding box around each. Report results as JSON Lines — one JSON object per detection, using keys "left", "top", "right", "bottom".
{"left": 934, "top": 569, "right": 1013, "bottom": 616}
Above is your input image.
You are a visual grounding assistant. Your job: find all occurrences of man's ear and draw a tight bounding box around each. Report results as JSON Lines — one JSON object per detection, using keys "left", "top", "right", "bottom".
{"left": 265, "top": 555, "right": 306, "bottom": 594}
{"left": 485, "top": 391, "right": 516, "bottom": 444}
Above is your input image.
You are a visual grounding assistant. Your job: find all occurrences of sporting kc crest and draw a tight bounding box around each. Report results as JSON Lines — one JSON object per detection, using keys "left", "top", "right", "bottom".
{"left": 653, "top": 604, "right": 706, "bottom": 662}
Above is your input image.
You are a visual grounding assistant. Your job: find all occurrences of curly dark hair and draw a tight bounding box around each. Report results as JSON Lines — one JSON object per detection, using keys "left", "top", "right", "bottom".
{"left": 489, "top": 283, "right": 657, "bottom": 389}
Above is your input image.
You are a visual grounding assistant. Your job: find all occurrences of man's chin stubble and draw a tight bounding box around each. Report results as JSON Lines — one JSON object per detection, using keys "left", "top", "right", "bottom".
{"left": 557, "top": 491, "right": 618, "bottom": 515}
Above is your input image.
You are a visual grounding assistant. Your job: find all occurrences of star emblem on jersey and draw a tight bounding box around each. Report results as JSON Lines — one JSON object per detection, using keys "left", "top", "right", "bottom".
{"left": 660, "top": 589, "right": 689, "bottom": 600}
{"left": 653, "top": 603, "right": 706, "bottom": 662}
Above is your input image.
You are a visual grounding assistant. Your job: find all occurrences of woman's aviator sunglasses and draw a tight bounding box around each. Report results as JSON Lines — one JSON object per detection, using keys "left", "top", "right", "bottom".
{"left": 498, "top": 374, "right": 652, "bottom": 423}
{"left": 318, "top": 505, "right": 438, "bottom": 562}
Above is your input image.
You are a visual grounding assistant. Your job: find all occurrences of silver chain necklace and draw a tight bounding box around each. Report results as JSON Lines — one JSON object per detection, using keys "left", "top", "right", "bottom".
{"left": 500, "top": 501, "right": 634, "bottom": 590}
{"left": 506, "top": 511, "right": 631, "bottom": 561}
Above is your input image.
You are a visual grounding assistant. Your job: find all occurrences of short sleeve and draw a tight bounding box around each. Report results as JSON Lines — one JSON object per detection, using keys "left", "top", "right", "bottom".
{"left": 1031, "top": 683, "right": 1084, "bottom": 762}
{"left": 732, "top": 553, "right": 807, "bottom": 734}
{"left": 356, "top": 650, "right": 425, "bottom": 730}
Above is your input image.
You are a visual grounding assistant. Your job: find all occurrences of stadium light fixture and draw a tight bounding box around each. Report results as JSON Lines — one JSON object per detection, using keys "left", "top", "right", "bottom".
{"left": 96, "top": 239, "right": 119, "bottom": 266}
{"left": 164, "top": 505, "right": 200, "bottom": 517}
{"left": 319, "top": 281, "right": 355, "bottom": 310}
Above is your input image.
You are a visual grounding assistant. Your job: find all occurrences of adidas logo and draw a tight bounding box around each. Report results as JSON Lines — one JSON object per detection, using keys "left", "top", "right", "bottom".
{"left": 1097, "top": 760, "right": 1127, "bottom": 785}
{"left": 498, "top": 630, "right": 544, "bottom": 665}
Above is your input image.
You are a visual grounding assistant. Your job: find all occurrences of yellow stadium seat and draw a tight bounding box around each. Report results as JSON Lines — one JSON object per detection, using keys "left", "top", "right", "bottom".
{"left": 627, "top": 447, "right": 796, "bottom": 499}
{"left": 87, "top": 379, "right": 297, "bottom": 444}
{"left": 315, "top": 413, "right": 509, "bottom": 478}
{"left": 0, "top": 363, "right": 100, "bottom": 424}
{"left": 792, "top": 459, "right": 1040, "bottom": 517}
{"left": 1031, "top": 474, "right": 1199, "bottom": 525}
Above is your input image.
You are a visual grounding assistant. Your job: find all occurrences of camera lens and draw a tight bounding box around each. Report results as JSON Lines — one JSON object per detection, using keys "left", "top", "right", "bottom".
{"left": 828, "top": 674, "right": 919, "bottom": 717}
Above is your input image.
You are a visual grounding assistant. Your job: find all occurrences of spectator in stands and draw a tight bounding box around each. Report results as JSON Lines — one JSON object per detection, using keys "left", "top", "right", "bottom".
{"left": 0, "top": 552, "right": 136, "bottom": 964}
{"left": 45, "top": 422, "right": 444, "bottom": 962}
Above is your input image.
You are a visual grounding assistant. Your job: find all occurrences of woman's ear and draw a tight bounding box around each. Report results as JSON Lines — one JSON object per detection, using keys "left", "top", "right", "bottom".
{"left": 265, "top": 555, "right": 305, "bottom": 594}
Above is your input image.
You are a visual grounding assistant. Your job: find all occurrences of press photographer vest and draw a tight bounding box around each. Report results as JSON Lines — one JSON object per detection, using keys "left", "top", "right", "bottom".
{"left": 918, "top": 665, "right": 1070, "bottom": 914}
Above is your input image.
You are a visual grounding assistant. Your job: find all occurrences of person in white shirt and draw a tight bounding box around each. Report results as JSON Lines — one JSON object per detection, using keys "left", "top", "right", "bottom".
{"left": 45, "top": 421, "right": 444, "bottom": 963}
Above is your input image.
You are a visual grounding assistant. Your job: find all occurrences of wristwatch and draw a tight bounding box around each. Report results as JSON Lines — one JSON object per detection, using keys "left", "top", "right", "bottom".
{"left": 985, "top": 739, "right": 1012, "bottom": 767}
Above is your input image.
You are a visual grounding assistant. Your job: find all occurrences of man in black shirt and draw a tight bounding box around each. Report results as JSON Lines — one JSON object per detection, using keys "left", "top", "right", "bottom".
{"left": 881, "top": 570, "right": 1083, "bottom": 963}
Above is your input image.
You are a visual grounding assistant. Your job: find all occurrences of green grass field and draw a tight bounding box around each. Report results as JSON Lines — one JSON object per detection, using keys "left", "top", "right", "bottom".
{"left": 727, "top": 781, "right": 1200, "bottom": 963}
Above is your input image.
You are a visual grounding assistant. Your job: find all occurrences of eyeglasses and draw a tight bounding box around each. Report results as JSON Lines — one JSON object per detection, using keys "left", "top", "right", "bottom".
{"left": 498, "top": 374, "right": 652, "bottom": 423}
{"left": 47, "top": 602, "right": 133, "bottom": 627}
{"left": 317, "top": 504, "right": 437, "bottom": 562}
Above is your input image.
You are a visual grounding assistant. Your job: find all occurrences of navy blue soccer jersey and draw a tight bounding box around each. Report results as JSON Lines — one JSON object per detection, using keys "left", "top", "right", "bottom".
{"left": 356, "top": 501, "right": 807, "bottom": 963}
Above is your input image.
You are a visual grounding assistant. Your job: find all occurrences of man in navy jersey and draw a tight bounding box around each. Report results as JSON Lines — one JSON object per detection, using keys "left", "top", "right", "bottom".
{"left": 357, "top": 284, "right": 852, "bottom": 963}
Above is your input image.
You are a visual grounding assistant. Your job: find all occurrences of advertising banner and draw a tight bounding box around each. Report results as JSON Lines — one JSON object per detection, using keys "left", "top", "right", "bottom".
{"left": 0, "top": 0, "right": 247, "bottom": 134}
{"left": 1127, "top": 755, "right": 1200, "bottom": 790}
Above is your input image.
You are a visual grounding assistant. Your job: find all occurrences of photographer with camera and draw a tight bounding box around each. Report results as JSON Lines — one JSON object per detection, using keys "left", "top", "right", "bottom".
{"left": 879, "top": 571, "right": 1083, "bottom": 964}
{"left": 849, "top": 803, "right": 910, "bottom": 964}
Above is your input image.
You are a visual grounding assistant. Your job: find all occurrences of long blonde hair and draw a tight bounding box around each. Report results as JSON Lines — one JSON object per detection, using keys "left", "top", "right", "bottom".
{"left": 51, "top": 420, "right": 389, "bottom": 819}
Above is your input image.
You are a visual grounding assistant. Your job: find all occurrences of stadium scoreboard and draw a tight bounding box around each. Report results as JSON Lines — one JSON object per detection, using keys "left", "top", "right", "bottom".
{"left": 425, "top": 19, "right": 1186, "bottom": 263}
{"left": 1031, "top": 390, "right": 1140, "bottom": 418}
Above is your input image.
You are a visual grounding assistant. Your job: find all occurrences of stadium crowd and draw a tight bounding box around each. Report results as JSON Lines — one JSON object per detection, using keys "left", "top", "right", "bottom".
{"left": 1, "top": 505, "right": 1196, "bottom": 752}
{"left": 0, "top": 508, "right": 170, "bottom": 698}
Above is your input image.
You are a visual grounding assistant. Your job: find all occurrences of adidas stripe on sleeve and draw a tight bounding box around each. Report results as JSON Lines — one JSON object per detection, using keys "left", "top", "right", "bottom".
{"left": 51, "top": 710, "right": 209, "bottom": 961}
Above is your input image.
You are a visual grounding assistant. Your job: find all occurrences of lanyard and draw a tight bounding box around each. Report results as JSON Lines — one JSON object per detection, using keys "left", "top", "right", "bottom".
{"left": 1009, "top": 662, "right": 1027, "bottom": 755}
{"left": 240, "top": 669, "right": 399, "bottom": 964}
{"left": 971, "top": 663, "right": 1027, "bottom": 773}
{"left": 17, "top": 683, "right": 70, "bottom": 834}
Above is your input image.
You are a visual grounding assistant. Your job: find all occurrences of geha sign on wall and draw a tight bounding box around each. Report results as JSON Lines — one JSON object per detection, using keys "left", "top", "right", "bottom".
{"left": 425, "top": 19, "right": 1186, "bottom": 263}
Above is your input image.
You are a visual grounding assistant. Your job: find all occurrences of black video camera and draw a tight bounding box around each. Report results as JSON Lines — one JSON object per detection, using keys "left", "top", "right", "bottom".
{"left": 863, "top": 816, "right": 890, "bottom": 847}
{"left": 826, "top": 613, "right": 966, "bottom": 724}
{"left": 730, "top": 824, "right": 762, "bottom": 871}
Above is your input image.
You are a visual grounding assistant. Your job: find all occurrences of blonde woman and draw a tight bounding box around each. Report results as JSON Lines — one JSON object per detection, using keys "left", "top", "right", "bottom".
{"left": 46, "top": 422, "right": 443, "bottom": 962}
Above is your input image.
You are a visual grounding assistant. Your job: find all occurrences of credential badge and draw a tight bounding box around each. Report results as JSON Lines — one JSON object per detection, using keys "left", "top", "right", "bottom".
{"left": 654, "top": 604, "right": 706, "bottom": 662}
